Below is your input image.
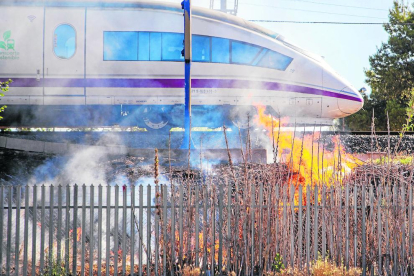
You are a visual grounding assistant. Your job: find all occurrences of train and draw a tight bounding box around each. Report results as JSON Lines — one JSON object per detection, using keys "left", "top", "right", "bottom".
{"left": 0, "top": 0, "right": 363, "bottom": 131}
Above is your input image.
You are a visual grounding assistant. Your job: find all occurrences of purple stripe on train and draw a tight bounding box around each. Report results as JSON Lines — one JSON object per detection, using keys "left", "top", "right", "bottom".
{"left": 0, "top": 78, "right": 362, "bottom": 102}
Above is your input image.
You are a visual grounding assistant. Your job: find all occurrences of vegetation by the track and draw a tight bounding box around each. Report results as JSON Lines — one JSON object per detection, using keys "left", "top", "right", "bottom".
{"left": 0, "top": 79, "right": 11, "bottom": 120}
{"left": 345, "top": 1, "right": 414, "bottom": 131}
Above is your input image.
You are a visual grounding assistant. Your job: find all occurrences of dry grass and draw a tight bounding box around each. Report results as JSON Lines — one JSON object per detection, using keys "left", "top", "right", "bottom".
{"left": 265, "top": 259, "right": 361, "bottom": 276}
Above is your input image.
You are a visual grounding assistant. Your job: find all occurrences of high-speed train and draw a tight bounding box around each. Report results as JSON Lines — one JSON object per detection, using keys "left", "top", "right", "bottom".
{"left": 0, "top": 0, "right": 363, "bottom": 131}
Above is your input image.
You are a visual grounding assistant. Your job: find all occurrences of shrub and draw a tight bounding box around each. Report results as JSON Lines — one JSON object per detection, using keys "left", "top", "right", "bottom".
{"left": 266, "top": 258, "right": 361, "bottom": 276}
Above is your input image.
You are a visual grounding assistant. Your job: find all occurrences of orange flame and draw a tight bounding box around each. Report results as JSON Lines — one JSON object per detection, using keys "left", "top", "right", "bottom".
{"left": 254, "top": 106, "right": 362, "bottom": 189}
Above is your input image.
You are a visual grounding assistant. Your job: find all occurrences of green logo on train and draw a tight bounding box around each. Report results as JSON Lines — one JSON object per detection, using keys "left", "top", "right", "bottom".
{"left": 0, "top": 30, "right": 15, "bottom": 51}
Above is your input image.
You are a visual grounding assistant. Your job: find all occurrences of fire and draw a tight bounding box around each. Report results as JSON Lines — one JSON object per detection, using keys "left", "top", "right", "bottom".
{"left": 254, "top": 106, "right": 362, "bottom": 188}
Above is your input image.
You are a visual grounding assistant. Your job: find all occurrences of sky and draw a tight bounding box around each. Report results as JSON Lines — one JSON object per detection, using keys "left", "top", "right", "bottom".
{"left": 163, "top": 0, "right": 404, "bottom": 95}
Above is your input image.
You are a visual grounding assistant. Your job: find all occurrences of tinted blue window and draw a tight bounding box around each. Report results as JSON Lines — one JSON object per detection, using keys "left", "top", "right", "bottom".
{"left": 161, "top": 33, "right": 184, "bottom": 61}
{"left": 212, "top": 37, "right": 229, "bottom": 63}
{"left": 104, "top": 32, "right": 137, "bottom": 61}
{"left": 54, "top": 24, "right": 76, "bottom": 59}
{"left": 258, "top": 50, "right": 293, "bottom": 70}
{"left": 150, "top": 33, "right": 162, "bottom": 61}
{"left": 138, "top": 32, "right": 150, "bottom": 61}
{"left": 252, "top": 49, "right": 268, "bottom": 66}
{"left": 193, "top": 35, "right": 210, "bottom": 62}
{"left": 231, "top": 41, "right": 261, "bottom": 65}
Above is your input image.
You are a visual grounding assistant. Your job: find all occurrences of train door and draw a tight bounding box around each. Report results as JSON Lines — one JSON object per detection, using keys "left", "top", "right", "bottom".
{"left": 44, "top": 7, "right": 85, "bottom": 106}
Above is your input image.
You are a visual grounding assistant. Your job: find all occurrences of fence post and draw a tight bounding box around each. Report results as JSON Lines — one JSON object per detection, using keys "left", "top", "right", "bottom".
{"left": 369, "top": 184, "right": 374, "bottom": 275}
{"left": 218, "top": 183, "right": 224, "bottom": 274}
{"left": 251, "top": 183, "right": 256, "bottom": 274}
{"left": 306, "top": 185, "right": 310, "bottom": 271}
{"left": 211, "top": 187, "right": 216, "bottom": 276}
{"left": 49, "top": 185, "right": 55, "bottom": 276}
{"left": 72, "top": 185, "right": 78, "bottom": 275}
{"left": 155, "top": 183, "right": 159, "bottom": 276}
{"left": 195, "top": 184, "right": 200, "bottom": 268}
{"left": 282, "top": 184, "right": 287, "bottom": 267}
{"left": 139, "top": 185, "right": 143, "bottom": 276}
{"left": 0, "top": 185, "right": 3, "bottom": 272}
{"left": 5, "top": 186, "right": 11, "bottom": 276}
{"left": 409, "top": 185, "right": 413, "bottom": 276}
{"left": 40, "top": 185, "right": 46, "bottom": 274}
{"left": 162, "top": 184, "right": 167, "bottom": 276}
{"left": 65, "top": 185, "right": 70, "bottom": 273}
{"left": 194, "top": 184, "right": 200, "bottom": 267}
{"left": 322, "top": 185, "right": 326, "bottom": 260}
{"left": 258, "top": 182, "right": 264, "bottom": 274}
{"left": 15, "top": 185, "right": 21, "bottom": 276}
{"left": 97, "top": 185, "right": 103, "bottom": 276}
{"left": 187, "top": 183, "right": 192, "bottom": 265}
{"left": 131, "top": 184, "right": 135, "bottom": 275}
{"left": 329, "top": 187, "right": 334, "bottom": 263}
{"left": 377, "top": 184, "right": 382, "bottom": 276}
{"left": 362, "top": 185, "right": 366, "bottom": 276}
{"left": 123, "top": 185, "right": 127, "bottom": 275}
{"left": 147, "top": 185, "right": 151, "bottom": 276}
{"left": 106, "top": 185, "right": 111, "bottom": 276}
{"left": 89, "top": 185, "right": 94, "bottom": 276}
{"left": 354, "top": 185, "right": 358, "bottom": 267}
{"left": 290, "top": 184, "right": 294, "bottom": 268}
{"left": 266, "top": 185, "right": 272, "bottom": 271}
{"left": 23, "top": 185, "right": 29, "bottom": 276}
{"left": 298, "top": 186, "right": 303, "bottom": 269}
{"left": 56, "top": 185, "right": 62, "bottom": 269}
{"left": 31, "top": 185, "right": 37, "bottom": 276}
{"left": 345, "top": 183, "right": 350, "bottom": 270}
{"left": 313, "top": 185, "right": 318, "bottom": 261}
{"left": 235, "top": 181, "right": 240, "bottom": 273}
{"left": 114, "top": 185, "right": 119, "bottom": 275}
{"left": 170, "top": 184, "right": 175, "bottom": 276}
{"left": 179, "top": 184, "right": 183, "bottom": 267}
{"left": 385, "top": 185, "right": 390, "bottom": 270}
{"left": 227, "top": 180, "right": 232, "bottom": 272}
{"left": 401, "top": 185, "right": 406, "bottom": 264}
{"left": 203, "top": 185, "right": 208, "bottom": 274}
{"left": 274, "top": 185, "right": 279, "bottom": 257}
{"left": 337, "top": 185, "right": 342, "bottom": 264}
{"left": 81, "top": 185, "right": 86, "bottom": 276}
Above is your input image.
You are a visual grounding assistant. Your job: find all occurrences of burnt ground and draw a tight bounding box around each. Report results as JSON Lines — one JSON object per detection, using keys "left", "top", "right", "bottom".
{"left": 0, "top": 132, "right": 413, "bottom": 185}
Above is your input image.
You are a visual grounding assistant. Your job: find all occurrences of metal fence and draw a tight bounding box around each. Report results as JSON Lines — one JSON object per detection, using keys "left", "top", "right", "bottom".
{"left": 0, "top": 183, "right": 413, "bottom": 275}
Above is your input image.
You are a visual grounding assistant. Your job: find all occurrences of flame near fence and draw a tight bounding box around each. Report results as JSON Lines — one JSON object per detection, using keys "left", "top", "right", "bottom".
{"left": 0, "top": 182, "right": 413, "bottom": 275}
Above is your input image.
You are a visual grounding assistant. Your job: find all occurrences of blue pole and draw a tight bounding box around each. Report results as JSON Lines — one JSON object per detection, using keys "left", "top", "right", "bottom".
{"left": 180, "top": 0, "right": 195, "bottom": 149}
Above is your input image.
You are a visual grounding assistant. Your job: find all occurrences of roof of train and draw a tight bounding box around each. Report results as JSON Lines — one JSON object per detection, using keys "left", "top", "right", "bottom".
{"left": 1, "top": 0, "right": 281, "bottom": 40}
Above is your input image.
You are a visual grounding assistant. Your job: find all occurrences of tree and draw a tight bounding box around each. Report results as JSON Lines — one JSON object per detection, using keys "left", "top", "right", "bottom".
{"left": 0, "top": 79, "right": 11, "bottom": 120}
{"left": 346, "top": 1, "right": 414, "bottom": 131}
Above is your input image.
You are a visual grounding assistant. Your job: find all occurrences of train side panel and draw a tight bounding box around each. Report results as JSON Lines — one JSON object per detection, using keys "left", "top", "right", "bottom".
{"left": 0, "top": 6, "right": 44, "bottom": 106}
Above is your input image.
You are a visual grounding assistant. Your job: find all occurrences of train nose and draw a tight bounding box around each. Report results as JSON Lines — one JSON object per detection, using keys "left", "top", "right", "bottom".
{"left": 337, "top": 86, "right": 364, "bottom": 115}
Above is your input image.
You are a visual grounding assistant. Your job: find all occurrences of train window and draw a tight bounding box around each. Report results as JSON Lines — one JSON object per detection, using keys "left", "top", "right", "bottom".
{"left": 53, "top": 24, "right": 76, "bottom": 59}
{"left": 231, "top": 41, "right": 261, "bottom": 65}
{"left": 150, "top": 33, "right": 162, "bottom": 61}
{"left": 104, "top": 32, "right": 138, "bottom": 61}
{"left": 101, "top": 30, "right": 292, "bottom": 70}
{"left": 252, "top": 49, "right": 268, "bottom": 66}
{"left": 138, "top": 32, "right": 150, "bottom": 60}
{"left": 193, "top": 35, "right": 211, "bottom": 62}
{"left": 257, "top": 50, "right": 293, "bottom": 70}
{"left": 212, "top": 37, "right": 230, "bottom": 63}
{"left": 161, "top": 33, "right": 184, "bottom": 61}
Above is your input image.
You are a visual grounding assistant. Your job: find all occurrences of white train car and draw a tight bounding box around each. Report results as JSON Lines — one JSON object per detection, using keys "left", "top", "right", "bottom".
{"left": 0, "top": 0, "right": 363, "bottom": 130}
